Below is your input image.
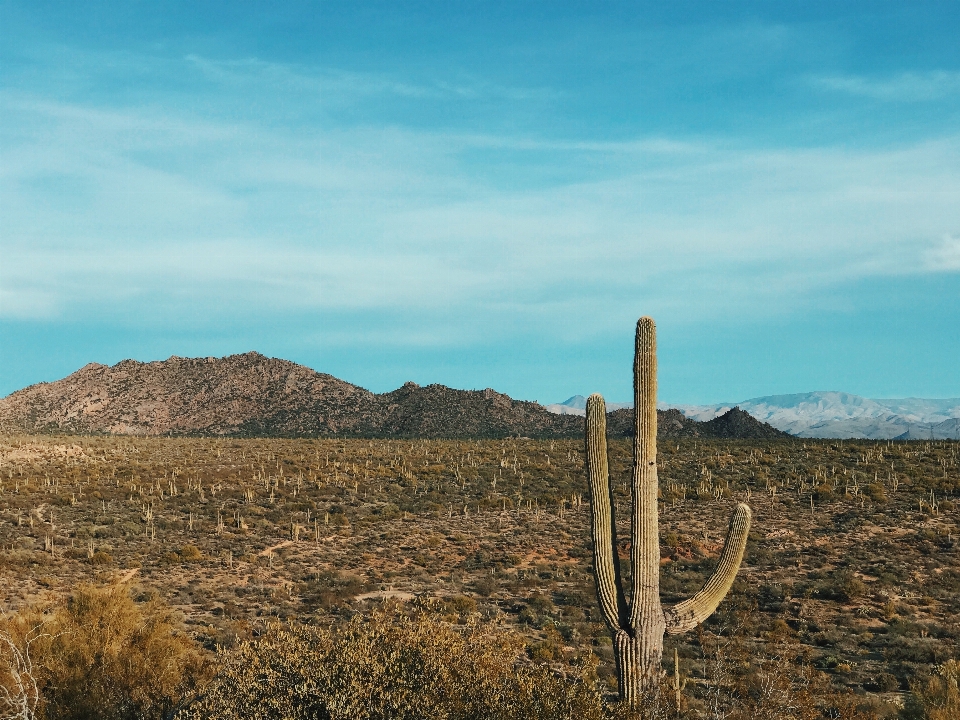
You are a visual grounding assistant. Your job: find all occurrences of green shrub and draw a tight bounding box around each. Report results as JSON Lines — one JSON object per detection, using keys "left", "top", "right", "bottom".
{"left": 864, "top": 483, "right": 887, "bottom": 503}
{"left": 813, "top": 484, "right": 834, "bottom": 502}
{"left": 90, "top": 550, "right": 113, "bottom": 565}
{"left": 822, "top": 569, "right": 865, "bottom": 602}
{"left": 180, "top": 544, "right": 203, "bottom": 562}
{"left": 301, "top": 570, "right": 365, "bottom": 609}
{"left": 439, "top": 594, "right": 478, "bottom": 619}
{"left": 472, "top": 576, "right": 497, "bottom": 597}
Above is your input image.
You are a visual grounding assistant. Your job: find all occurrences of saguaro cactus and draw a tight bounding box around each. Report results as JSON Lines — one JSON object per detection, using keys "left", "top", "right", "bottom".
{"left": 586, "top": 317, "right": 752, "bottom": 705}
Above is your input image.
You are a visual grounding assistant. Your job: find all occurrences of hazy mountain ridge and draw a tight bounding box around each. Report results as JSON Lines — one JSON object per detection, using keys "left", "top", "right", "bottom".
{"left": 0, "top": 354, "right": 786, "bottom": 440}
{"left": 549, "top": 391, "right": 960, "bottom": 439}
{"left": 543, "top": 395, "right": 632, "bottom": 415}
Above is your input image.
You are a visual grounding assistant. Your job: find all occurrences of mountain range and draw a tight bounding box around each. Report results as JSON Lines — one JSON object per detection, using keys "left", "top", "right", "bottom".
{"left": 0, "top": 353, "right": 785, "bottom": 440}
{"left": 544, "top": 396, "right": 632, "bottom": 415}
{"left": 548, "top": 392, "right": 960, "bottom": 440}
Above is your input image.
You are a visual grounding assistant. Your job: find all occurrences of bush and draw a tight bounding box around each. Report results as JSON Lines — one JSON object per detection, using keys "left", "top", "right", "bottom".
{"left": 301, "top": 570, "right": 365, "bottom": 609}
{"left": 473, "top": 576, "right": 497, "bottom": 597}
{"left": 440, "top": 594, "right": 478, "bottom": 618}
{"left": 90, "top": 550, "right": 113, "bottom": 565}
{"left": 864, "top": 483, "right": 887, "bottom": 503}
{"left": 901, "top": 660, "right": 960, "bottom": 720}
{"left": 824, "top": 569, "right": 865, "bottom": 602}
{"left": 0, "top": 584, "right": 212, "bottom": 720}
{"left": 180, "top": 545, "right": 203, "bottom": 562}
{"left": 813, "top": 484, "right": 834, "bottom": 502}
{"left": 176, "top": 602, "right": 606, "bottom": 720}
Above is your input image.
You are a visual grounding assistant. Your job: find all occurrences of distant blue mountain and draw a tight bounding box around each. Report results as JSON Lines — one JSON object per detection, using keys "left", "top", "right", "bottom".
{"left": 545, "top": 391, "right": 960, "bottom": 440}
{"left": 543, "top": 394, "right": 632, "bottom": 415}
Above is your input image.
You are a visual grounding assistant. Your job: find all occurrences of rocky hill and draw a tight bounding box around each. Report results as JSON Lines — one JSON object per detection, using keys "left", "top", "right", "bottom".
{"left": 605, "top": 406, "right": 789, "bottom": 440}
{"left": 0, "top": 353, "right": 580, "bottom": 439}
{"left": 0, "top": 354, "right": 789, "bottom": 440}
{"left": 700, "top": 407, "right": 791, "bottom": 439}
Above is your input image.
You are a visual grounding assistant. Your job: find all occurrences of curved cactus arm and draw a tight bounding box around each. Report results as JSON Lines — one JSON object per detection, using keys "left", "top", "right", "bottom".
{"left": 586, "top": 393, "right": 629, "bottom": 631}
{"left": 663, "top": 503, "right": 752, "bottom": 635}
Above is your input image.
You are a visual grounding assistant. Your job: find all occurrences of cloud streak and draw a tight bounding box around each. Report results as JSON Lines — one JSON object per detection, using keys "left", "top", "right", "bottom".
{"left": 811, "top": 70, "right": 960, "bottom": 102}
{"left": 3, "top": 73, "right": 959, "bottom": 347}
{"left": 924, "top": 235, "right": 960, "bottom": 271}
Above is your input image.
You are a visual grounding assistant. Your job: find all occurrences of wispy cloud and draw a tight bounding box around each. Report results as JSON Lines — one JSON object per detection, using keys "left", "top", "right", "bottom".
{"left": 2, "top": 43, "right": 960, "bottom": 352}
{"left": 181, "top": 54, "right": 561, "bottom": 108}
{"left": 811, "top": 70, "right": 960, "bottom": 102}
{"left": 924, "top": 235, "right": 960, "bottom": 271}
{"left": 3, "top": 75, "right": 959, "bottom": 344}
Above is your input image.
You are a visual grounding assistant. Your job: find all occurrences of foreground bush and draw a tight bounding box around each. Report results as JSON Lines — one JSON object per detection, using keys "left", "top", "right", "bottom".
{"left": 901, "top": 660, "right": 960, "bottom": 720}
{"left": 4, "top": 584, "right": 954, "bottom": 719}
{"left": 176, "top": 603, "right": 609, "bottom": 720}
{"left": 0, "top": 584, "right": 211, "bottom": 720}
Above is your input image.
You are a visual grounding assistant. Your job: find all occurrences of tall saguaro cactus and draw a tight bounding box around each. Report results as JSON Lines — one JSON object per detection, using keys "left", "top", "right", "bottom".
{"left": 586, "top": 317, "right": 752, "bottom": 706}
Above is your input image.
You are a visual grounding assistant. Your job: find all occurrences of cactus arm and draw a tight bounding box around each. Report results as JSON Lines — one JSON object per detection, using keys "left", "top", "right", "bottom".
{"left": 629, "top": 317, "right": 664, "bottom": 631}
{"left": 663, "top": 503, "right": 752, "bottom": 635}
{"left": 586, "top": 393, "right": 629, "bottom": 631}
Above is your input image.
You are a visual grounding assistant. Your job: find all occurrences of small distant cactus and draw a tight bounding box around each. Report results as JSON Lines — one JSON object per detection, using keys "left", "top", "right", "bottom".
{"left": 585, "top": 317, "right": 752, "bottom": 705}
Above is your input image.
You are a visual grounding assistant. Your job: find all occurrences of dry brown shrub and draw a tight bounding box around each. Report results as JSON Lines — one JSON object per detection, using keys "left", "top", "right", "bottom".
{"left": 901, "top": 660, "right": 960, "bottom": 720}
{"left": 177, "top": 601, "right": 607, "bottom": 720}
{"left": 1, "top": 584, "right": 211, "bottom": 720}
{"left": 693, "top": 624, "right": 887, "bottom": 720}
{"left": 0, "top": 606, "right": 48, "bottom": 720}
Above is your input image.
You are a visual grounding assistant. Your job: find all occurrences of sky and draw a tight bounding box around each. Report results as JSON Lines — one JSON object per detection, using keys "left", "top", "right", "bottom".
{"left": 1, "top": 1, "right": 959, "bottom": 405}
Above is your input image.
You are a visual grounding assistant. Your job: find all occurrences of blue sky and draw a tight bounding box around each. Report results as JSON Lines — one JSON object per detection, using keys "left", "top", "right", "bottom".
{"left": 1, "top": 1, "right": 959, "bottom": 405}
